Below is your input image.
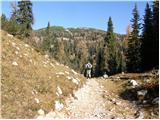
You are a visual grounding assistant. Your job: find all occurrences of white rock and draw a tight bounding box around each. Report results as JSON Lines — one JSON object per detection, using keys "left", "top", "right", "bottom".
{"left": 72, "top": 78, "right": 79, "bottom": 85}
{"left": 12, "top": 61, "right": 18, "bottom": 66}
{"left": 55, "top": 101, "right": 64, "bottom": 111}
{"left": 12, "top": 42, "right": 16, "bottom": 47}
{"left": 56, "top": 92, "right": 60, "bottom": 97}
{"left": 103, "top": 74, "right": 108, "bottom": 78}
{"left": 66, "top": 76, "right": 72, "bottom": 80}
{"left": 152, "top": 97, "right": 159, "bottom": 104}
{"left": 56, "top": 62, "right": 59, "bottom": 65}
{"left": 29, "top": 59, "right": 32, "bottom": 63}
{"left": 24, "top": 53, "right": 28, "bottom": 56}
{"left": 15, "top": 51, "right": 18, "bottom": 55}
{"left": 122, "top": 72, "right": 125, "bottom": 75}
{"left": 38, "top": 109, "right": 45, "bottom": 115}
{"left": 72, "top": 69, "right": 78, "bottom": 75}
{"left": 16, "top": 46, "right": 20, "bottom": 51}
{"left": 25, "top": 44, "right": 29, "bottom": 47}
{"left": 130, "top": 80, "right": 138, "bottom": 86}
{"left": 56, "top": 72, "right": 64, "bottom": 75}
{"left": 137, "top": 90, "right": 147, "bottom": 96}
{"left": 65, "top": 71, "right": 69, "bottom": 74}
{"left": 45, "top": 54, "right": 49, "bottom": 59}
{"left": 50, "top": 63, "right": 55, "bottom": 67}
{"left": 57, "top": 86, "right": 62, "bottom": 95}
{"left": 35, "top": 98, "right": 40, "bottom": 104}
{"left": 7, "top": 34, "right": 13, "bottom": 38}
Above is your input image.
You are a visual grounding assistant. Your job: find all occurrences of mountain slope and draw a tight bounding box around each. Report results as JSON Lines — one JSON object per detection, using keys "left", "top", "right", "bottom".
{"left": 1, "top": 30, "right": 86, "bottom": 118}
{"left": 34, "top": 26, "right": 125, "bottom": 74}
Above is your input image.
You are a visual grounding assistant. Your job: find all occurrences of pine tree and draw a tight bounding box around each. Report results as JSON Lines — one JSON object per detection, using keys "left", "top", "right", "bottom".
{"left": 141, "top": 3, "right": 154, "bottom": 70}
{"left": 46, "top": 21, "right": 50, "bottom": 35}
{"left": 1, "top": 14, "right": 8, "bottom": 29}
{"left": 152, "top": 0, "right": 159, "bottom": 68}
{"left": 104, "top": 17, "right": 114, "bottom": 47}
{"left": 17, "top": 0, "right": 34, "bottom": 36}
{"left": 104, "top": 17, "right": 119, "bottom": 75}
{"left": 95, "top": 47, "right": 105, "bottom": 76}
{"left": 126, "top": 4, "right": 141, "bottom": 72}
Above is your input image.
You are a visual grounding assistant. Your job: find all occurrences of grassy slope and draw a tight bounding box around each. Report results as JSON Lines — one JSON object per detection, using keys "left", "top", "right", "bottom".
{"left": 1, "top": 30, "right": 86, "bottom": 118}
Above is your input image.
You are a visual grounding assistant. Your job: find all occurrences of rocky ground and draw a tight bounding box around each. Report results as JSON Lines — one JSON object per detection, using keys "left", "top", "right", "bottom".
{"left": 37, "top": 72, "right": 159, "bottom": 119}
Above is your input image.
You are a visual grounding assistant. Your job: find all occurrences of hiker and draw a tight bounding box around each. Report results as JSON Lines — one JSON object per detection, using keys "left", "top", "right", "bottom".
{"left": 85, "top": 62, "right": 92, "bottom": 78}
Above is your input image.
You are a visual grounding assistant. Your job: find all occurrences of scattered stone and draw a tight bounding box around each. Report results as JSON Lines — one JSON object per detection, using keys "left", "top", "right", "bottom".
{"left": 15, "top": 51, "right": 18, "bottom": 55}
{"left": 65, "top": 71, "right": 69, "bottom": 74}
{"left": 134, "top": 109, "right": 144, "bottom": 119}
{"left": 25, "top": 44, "right": 29, "bottom": 47}
{"left": 38, "top": 109, "right": 45, "bottom": 115}
{"left": 56, "top": 62, "right": 60, "bottom": 66}
{"left": 35, "top": 98, "right": 40, "bottom": 104}
{"left": 66, "top": 76, "right": 72, "bottom": 80}
{"left": 7, "top": 33, "right": 13, "bottom": 38}
{"left": 152, "top": 97, "right": 159, "bottom": 105}
{"left": 122, "top": 72, "right": 125, "bottom": 75}
{"left": 45, "top": 54, "right": 49, "bottom": 59}
{"left": 55, "top": 101, "right": 64, "bottom": 111}
{"left": 103, "top": 73, "right": 108, "bottom": 79}
{"left": 72, "top": 78, "right": 79, "bottom": 85}
{"left": 12, "top": 61, "right": 18, "bottom": 66}
{"left": 71, "top": 69, "right": 78, "bottom": 75}
{"left": 29, "top": 59, "right": 32, "bottom": 63}
{"left": 24, "top": 53, "right": 28, "bottom": 56}
{"left": 57, "top": 86, "right": 62, "bottom": 95}
{"left": 56, "top": 72, "right": 64, "bottom": 75}
{"left": 129, "top": 80, "right": 138, "bottom": 87}
{"left": 137, "top": 90, "right": 147, "bottom": 96}
{"left": 11, "top": 42, "right": 16, "bottom": 47}
{"left": 16, "top": 46, "right": 20, "bottom": 51}
{"left": 50, "top": 63, "right": 55, "bottom": 67}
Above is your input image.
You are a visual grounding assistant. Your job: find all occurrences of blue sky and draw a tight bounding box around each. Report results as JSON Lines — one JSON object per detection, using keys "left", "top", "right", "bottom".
{"left": 1, "top": 0, "right": 152, "bottom": 34}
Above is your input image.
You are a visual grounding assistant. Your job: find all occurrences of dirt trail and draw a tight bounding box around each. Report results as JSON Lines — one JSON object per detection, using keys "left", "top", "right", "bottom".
{"left": 37, "top": 78, "right": 143, "bottom": 119}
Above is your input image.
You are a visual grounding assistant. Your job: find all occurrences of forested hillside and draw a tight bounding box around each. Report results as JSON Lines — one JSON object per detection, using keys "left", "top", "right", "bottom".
{"left": 34, "top": 26, "right": 125, "bottom": 76}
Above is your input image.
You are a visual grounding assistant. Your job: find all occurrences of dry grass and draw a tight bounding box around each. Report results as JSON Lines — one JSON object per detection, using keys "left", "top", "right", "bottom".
{"left": 1, "top": 30, "right": 86, "bottom": 118}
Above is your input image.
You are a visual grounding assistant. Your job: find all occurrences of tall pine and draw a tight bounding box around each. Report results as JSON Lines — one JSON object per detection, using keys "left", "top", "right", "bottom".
{"left": 141, "top": 3, "right": 154, "bottom": 70}
{"left": 17, "top": 0, "right": 34, "bottom": 36}
{"left": 105, "top": 17, "right": 119, "bottom": 75}
{"left": 126, "top": 4, "right": 141, "bottom": 72}
{"left": 152, "top": 0, "right": 159, "bottom": 68}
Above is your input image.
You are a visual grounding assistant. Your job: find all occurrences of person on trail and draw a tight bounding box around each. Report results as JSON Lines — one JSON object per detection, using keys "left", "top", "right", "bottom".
{"left": 85, "top": 62, "right": 92, "bottom": 79}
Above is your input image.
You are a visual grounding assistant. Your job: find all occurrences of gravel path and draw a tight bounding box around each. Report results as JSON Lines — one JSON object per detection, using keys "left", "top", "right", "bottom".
{"left": 37, "top": 78, "right": 142, "bottom": 119}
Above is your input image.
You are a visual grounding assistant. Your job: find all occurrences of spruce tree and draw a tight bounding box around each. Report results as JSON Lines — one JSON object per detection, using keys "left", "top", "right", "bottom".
{"left": 152, "top": 0, "right": 159, "bottom": 68}
{"left": 105, "top": 17, "right": 119, "bottom": 75}
{"left": 46, "top": 21, "right": 50, "bottom": 35}
{"left": 17, "top": 0, "right": 34, "bottom": 36}
{"left": 126, "top": 4, "right": 141, "bottom": 72}
{"left": 104, "top": 17, "right": 114, "bottom": 47}
{"left": 95, "top": 47, "right": 105, "bottom": 76}
{"left": 141, "top": 3, "right": 154, "bottom": 70}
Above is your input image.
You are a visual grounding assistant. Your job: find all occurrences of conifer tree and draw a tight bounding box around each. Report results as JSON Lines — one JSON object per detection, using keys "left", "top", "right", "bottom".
{"left": 141, "top": 3, "right": 154, "bottom": 70}
{"left": 17, "top": 0, "right": 34, "bottom": 36}
{"left": 95, "top": 47, "right": 105, "bottom": 76}
{"left": 126, "top": 4, "right": 141, "bottom": 72}
{"left": 152, "top": 0, "right": 159, "bottom": 68}
{"left": 46, "top": 21, "right": 50, "bottom": 35}
{"left": 105, "top": 17, "right": 119, "bottom": 75}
